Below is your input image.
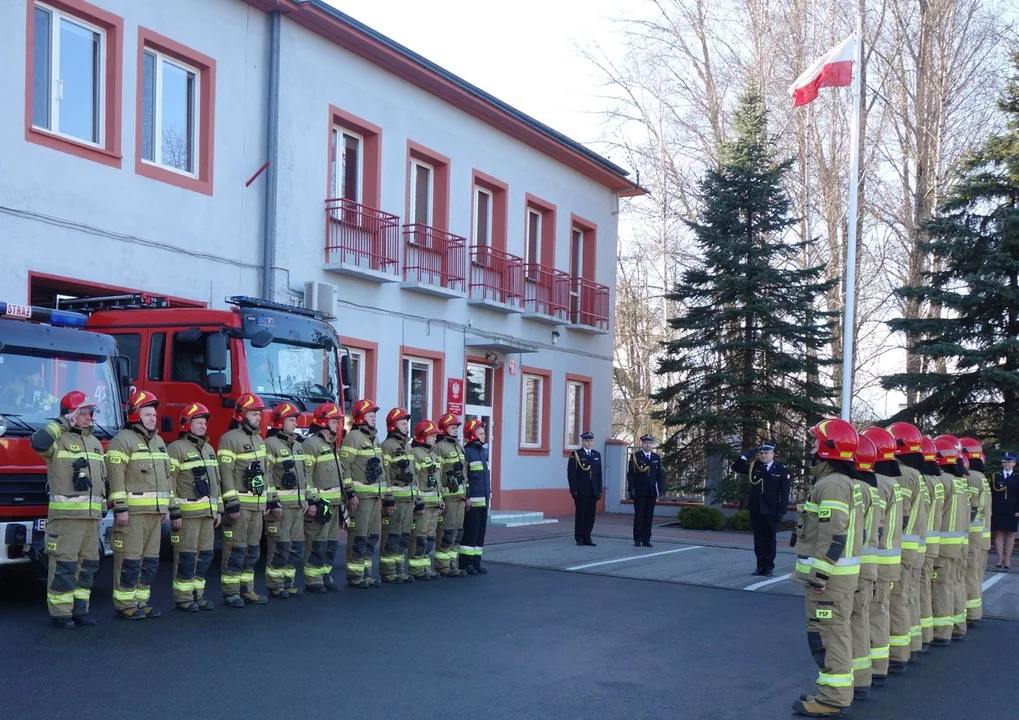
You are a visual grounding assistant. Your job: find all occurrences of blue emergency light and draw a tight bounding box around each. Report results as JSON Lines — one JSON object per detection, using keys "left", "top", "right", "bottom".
{"left": 0, "top": 301, "right": 88, "bottom": 328}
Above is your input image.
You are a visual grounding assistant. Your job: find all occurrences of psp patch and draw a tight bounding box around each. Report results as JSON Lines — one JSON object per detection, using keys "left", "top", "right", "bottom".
{"left": 818, "top": 508, "right": 832, "bottom": 521}
{"left": 815, "top": 608, "right": 833, "bottom": 619}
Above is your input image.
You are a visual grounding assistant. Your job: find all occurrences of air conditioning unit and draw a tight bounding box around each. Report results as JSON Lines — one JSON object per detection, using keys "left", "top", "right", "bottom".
{"left": 304, "top": 281, "right": 337, "bottom": 313}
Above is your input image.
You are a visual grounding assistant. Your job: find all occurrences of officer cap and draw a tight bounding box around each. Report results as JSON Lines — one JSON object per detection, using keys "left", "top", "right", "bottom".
{"left": 1004, "top": 452, "right": 1017, "bottom": 462}
{"left": 640, "top": 434, "right": 655, "bottom": 443}
{"left": 581, "top": 431, "right": 595, "bottom": 440}
{"left": 758, "top": 443, "right": 776, "bottom": 452}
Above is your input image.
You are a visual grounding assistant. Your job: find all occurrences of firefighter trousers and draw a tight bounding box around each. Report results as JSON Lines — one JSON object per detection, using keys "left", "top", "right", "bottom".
{"left": 221, "top": 509, "right": 263, "bottom": 598}
{"left": 380, "top": 501, "right": 413, "bottom": 581}
{"left": 804, "top": 587, "right": 854, "bottom": 708}
{"left": 931, "top": 556, "right": 958, "bottom": 641}
{"left": 304, "top": 510, "right": 341, "bottom": 589}
{"left": 965, "top": 543, "right": 986, "bottom": 621}
{"left": 851, "top": 579, "right": 874, "bottom": 689}
{"left": 435, "top": 498, "right": 465, "bottom": 575}
{"left": 266, "top": 507, "right": 305, "bottom": 593}
{"left": 408, "top": 506, "right": 438, "bottom": 578}
{"left": 171, "top": 516, "right": 215, "bottom": 605}
{"left": 920, "top": 556, "right": 935, "bottom": 644}
{"left": 45, "top": 517, "right": 100, "bottom": 619}
{"left": 346, "top": 496, "right": 381, "bottom": 583}
{"left": 954, "top": 549, "right": 969, "bottom": 636}
{"left": 908, "top": 561, "right": 923, "bottom": 652}
{"left": 460, "top": 505, "right": 489, "bottom": 569}
{"left": 869, "top": 580, "right": 892, "bottom": 676}
{"left": 888, "top": 565, "right": 914, "bottom": 663}
{"left": 112, "top": 513, "right": 161, "bottom": 612}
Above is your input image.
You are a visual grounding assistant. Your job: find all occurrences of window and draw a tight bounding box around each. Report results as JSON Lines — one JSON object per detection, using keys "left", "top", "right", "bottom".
{"left": 32, "top": 3, "right": 105, "bottom": 145}
{"left": 331, "top": 127, "right": 363, "bottom": 203}
{"left": 521, "top": 373, "right": 544, "bottom": 448}
{"left": 474, "top": 187, "right": 492, "bottom": 247}
{"left": 524, "top": 195, "right": 556, "bottom": 277}
{"left": 570, "top": 228, "right": 584, "bottom": 279}
{"left": 148, "top": 332, "right": 165, "bottom": 381}
{"left": 171, "top": 332, "right": 231, "bottom": 392}
{"left": 346, "top": 348, "right": 365, "bottom": 401}
{"left": 526, "top": 209, "right": 541, "bottom": 267}
{"left": 409, "top": 159, "right": 433, "bottom": 226}
{"left": 402, "top": 357, "right": 433, "bottom": 428}
{"left": 109, "top": 333, "right": 140, "bottom": 381}
{"left": 565, "top": 381, "right": 583, "bottom": 448}
{"left": 141, "top": 48, "right": 198, "bottom": 175}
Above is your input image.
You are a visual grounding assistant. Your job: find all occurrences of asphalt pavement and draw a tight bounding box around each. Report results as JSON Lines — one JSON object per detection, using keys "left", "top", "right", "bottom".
{"left": 0, "top": 549, "right": 1015, "bottom": 719}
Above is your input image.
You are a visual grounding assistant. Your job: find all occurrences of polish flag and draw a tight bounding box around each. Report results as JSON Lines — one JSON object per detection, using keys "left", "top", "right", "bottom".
{"left": 788, "top": 35, "right": 856, "bottom": 107}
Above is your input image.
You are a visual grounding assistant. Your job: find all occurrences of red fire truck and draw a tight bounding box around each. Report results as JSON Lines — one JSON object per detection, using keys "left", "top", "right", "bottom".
{"left": 0, "top": 294, "right": 350, "bottom": 569}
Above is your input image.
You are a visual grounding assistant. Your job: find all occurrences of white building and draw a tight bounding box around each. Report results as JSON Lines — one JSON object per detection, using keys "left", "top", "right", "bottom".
{"left": 1, "top": 0, "right": 639, "bottom": 517}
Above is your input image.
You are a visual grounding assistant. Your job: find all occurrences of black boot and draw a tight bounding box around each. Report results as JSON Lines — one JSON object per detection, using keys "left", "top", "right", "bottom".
{"left": 52, "top": 617, "right": 76, "bottom": 630}
{"left": 73, "top": 614, "right": 98, "bottom": 627}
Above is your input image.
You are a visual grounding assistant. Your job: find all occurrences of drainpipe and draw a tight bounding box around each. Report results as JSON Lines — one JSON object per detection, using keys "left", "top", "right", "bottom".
{"left": 261, "top": 10, "right": 282, "bottom": 300}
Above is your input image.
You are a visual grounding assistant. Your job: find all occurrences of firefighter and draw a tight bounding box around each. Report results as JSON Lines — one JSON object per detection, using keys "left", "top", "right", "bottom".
{"left": 264, "top": 402, "right": 310, "bottom": 598}
{"left": 30, "top": 391, "right": 107, "bottom": 629}
{"left": 104, "top": 391, "right": 171, "bottom": 620}
{"left": 930, "top": 434, "right": 969, "bottom": 645}
{"left": 947, "top": 439, "right": 973, "bottom": 639}
{"left": 860, "top": 426, "right": 903, "bottom": 687}
{"left": 920, "top": 436, "right": 945, "bottom": 652}
{"left": 380, "top": 408, "right": 415, "bottom": 583}
{"left": 340, "top": 399, "right": 391, "bottom": 588}
{"left": 434, "top": 413, "right": 469, "bottom": 577}
{"left": 792, "top": 418, "right": 860, "bottom": 718}
{"left": 849, "top": 436, "right": 878, "bottom": 701}
{"left": 301, "top": 402, "right": 345, "bottom": 592}
{"left": 408, "top": 419, "right": 443, "bottom": 580}
{"left": 460, "top": 419, "right": 491, "bottom": 575}
{"left": 959, "top": 437, "right": 991, "bottom": 626}
{"left": 167, "top": 403, "right": 222, "bottom": 612}
{"left": 884, "top": 422, "right": 928, "bottom": 670}
{"left": 217, "top": 393, "right": 279, "bottom": 607}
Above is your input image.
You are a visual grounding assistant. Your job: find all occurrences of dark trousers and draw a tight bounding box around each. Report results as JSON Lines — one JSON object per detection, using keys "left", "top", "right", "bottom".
{"left": 633, "top": 496, "right": 656, "bottom": 544}
{"left": 460, "top": 506, "right": 489, "bottom": 568}
{"left": 573, "top": 495, "right": 597, "bottom": 543}
{"left": 749, "top": 511, "right": 778, "bottom": 571}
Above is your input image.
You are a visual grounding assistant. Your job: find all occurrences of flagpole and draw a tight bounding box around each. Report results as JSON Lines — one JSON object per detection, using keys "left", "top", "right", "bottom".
{"left": 840, "top": 11, "right": 863, "bottom": 422}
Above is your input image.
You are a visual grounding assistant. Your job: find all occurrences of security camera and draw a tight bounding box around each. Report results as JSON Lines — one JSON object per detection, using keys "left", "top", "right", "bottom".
{"left": 551, "top": 330, "right": 561, "bottom": 345}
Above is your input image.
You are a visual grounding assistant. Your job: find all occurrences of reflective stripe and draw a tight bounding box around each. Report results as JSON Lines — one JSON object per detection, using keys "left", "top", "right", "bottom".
{"left": 265, "top": 567, "right": 288, "bottom": 578}
{"left": 819, "top": 500, "right": 850, "bottom": 514}
{"left": 113, "top": 589, "right": 136, "bottom": 601}
{"left": 920, "top": 617, "right": 933, "bottom": 629}
{"left": 47, "top": 591, "right": 74, "bottom": 604}
{"left": 135, "top": 588, "right": 151, "bottom": 601}
{"left": 177, "top": 459, "right": 219, "bottom": 471}
{"left": 932, "top": 616, "right": 955, "bottom": 627}
{"left": 869, "top": 646, "right": 889, "bottom": 660}
{"left": 173, "top": 580, "right": 195, "bottom": 592}
{"left": 966, "top": 598, "right": 982, "bottom": 609}
{"left": 73, "top": 588, "right": 90, "bottom": 600}
{"left": 55, "top": 450, "right": 105, "bottom": 461}
{"left": 240, "top": 571, "right": 255, "bottom": 583}
{"left": 469, "top": 497, "right": 487, "bottom": 507}
{"left": 803, "top": 501, "right": 820, "bottom": 513}
{"left": 817, "top": 672, "right": 853, "bottom": 688}
{"left": 909, "top": 626, "right": 921, "bottom": 638}
{"left": 304, "top": 566, "right": 330, "bottom": 577}
{"left": 469, "top": 462, "right": 484, "bottom": 470}
{"left": 347, "top": 563, "right": 365, "bottom": 572}
{"left": 49, "top": 500, "right": 104, "bottom": 512}
{"left": 888, "top": 634, "right": 910, "bottom": 647}
{"left": 852, "top": 657, "right": 872, "bottom": 671}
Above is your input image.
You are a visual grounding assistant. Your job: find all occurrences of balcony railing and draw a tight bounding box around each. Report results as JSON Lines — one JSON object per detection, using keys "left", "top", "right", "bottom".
{"left": 469, "top": 246, "right": 524, "bottom": 307}
{"left": 324, "top": 198, "right": 400, "bottom": 276}
{"left": 570, "top": 277, "right": 610, "bottom": 331}
{"left": 403, "top": 224, "right": 466, "bottom": 293}
{"left": 522, "top": 263, "right": 571, "bottom": 321}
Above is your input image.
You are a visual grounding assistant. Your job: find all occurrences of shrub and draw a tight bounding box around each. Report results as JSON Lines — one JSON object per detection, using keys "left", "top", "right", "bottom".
{"left": 677, "top": 505, "right": 726, "bottom": 531}
{"left": 728, "top": 509, "right": 752, "bottom": 532}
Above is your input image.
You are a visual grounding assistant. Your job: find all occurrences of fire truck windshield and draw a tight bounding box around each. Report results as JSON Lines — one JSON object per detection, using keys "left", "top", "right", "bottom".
{"left": 244, "top": 339, "right": 338, "bottom": 409}
{"left": 0, "top": 349, "right": 123, "bottom": 436}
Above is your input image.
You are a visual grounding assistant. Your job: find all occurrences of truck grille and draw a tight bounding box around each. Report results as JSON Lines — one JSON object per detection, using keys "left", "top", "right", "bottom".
{"left": 0, "top": 474, "right": 48, "bottom": 507}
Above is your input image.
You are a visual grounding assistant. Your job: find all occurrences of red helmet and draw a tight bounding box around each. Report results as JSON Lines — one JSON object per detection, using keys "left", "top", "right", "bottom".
{"left": 233, "top": 392, "right": 266, "bottom": 421}
{"left": 386, "top": 407, "right": 411, "bottom": 432}
{"left": 413, "top": 419, "right": 437, "bottom": 444}
{"left": 886, "top": 422, "right": 923, "bottom": 456}
{"left": 351, "top": 399, "right": 379, "bottom": 426}
{"left": 920, "top": 436, "right": 938, "bottom": 462}
{"left": 809, "top": 418, "right": 858, "bottom": 461}
{"left": 933, "top": 434, "right": 961, "bottom": 466}
{"left": 270, "top": 402, "right": 301, "bottom": 430}
{"left": 958, "top": 437, "right": 984, "bottom": 462}
{"left": 463, "top": 418, "right": 484, "bottom": 444}
{"left": 179, "top": 402, "right": 211, "bottom": 431}
{"left": 60, "top": 390, "right": 98, "bottom": 416}
{"left": 861, "top": 426, "right": 896, "bottom": 462}
{"left": 438, "top": 413, "right": 461, "bottom": 435}
{"left": 127, "top": 390, "right": 160, "bottom": 423}
{"left": 854, "top": 435, "right": 878, "bottom": 472}
{"left": 311, "top": 402, "right": 343, "bottom": 427}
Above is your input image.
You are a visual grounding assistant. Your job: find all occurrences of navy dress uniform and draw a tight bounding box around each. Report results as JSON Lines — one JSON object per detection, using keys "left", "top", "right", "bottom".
{"left": 567, "top": 431, "right": 602, "bottom": 546}
{"left": 731, "top": 443, "right": 791, "bottom": 576}
{"left": 627, "top": 435, "right": 664, "bottom": 547}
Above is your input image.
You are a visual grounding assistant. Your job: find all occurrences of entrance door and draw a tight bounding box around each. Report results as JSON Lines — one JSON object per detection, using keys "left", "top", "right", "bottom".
{"left": 465, "top": 361, "right": 496, "bottom": 507}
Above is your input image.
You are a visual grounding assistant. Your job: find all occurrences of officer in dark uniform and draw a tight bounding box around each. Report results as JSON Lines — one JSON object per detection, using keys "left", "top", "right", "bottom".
{"left": 731, "top": 442, "right": 790, "bottom": 576}
{"left": 567, "top": 431, "right": 602, "bottom": 546}
{"left": 627, "top": 435, "right": 664, "bottom": 547}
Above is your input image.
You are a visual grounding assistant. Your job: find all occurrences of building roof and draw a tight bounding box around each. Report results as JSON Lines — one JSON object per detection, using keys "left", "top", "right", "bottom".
{"left": 244, "top": 0, "right": 644, "bottom": 195}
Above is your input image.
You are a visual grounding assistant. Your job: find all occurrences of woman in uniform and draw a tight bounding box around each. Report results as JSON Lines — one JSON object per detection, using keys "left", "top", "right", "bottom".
{"left": 990, "top": 452, "right": 1019, "bottom": 572}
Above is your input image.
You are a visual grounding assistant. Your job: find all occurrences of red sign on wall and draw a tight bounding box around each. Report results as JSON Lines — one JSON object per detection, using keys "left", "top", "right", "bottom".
{"left": 447, "top": 378, "right": 464, "bottom": 416}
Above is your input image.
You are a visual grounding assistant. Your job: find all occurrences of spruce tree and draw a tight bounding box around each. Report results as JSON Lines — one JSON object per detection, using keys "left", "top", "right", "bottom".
{"left": 883, "top": 52, "right": 1019, "bottom": 453}
{"left": 653, "top": 87, "right": 837, "bottom": 499}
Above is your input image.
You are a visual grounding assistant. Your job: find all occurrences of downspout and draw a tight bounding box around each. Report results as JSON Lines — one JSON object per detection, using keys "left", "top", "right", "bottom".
{"left": 261, "top": 10, "right": 282, "bottom": 300}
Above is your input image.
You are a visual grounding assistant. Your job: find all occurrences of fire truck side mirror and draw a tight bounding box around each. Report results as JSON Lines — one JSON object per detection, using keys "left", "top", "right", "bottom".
{"left": 340, "top": 353, "right": 354, "bottom": 404}
{"left": 250, "top": 330, "right": 273, "bottom": 349}
{"left": 206, "top": 372, "right": 228, "bottom": 392}
{"left": 113, "top": 356, "right": 131, "bottom": 401}
{"left": 206, "top": 332, "right": 229, "bottom": 371}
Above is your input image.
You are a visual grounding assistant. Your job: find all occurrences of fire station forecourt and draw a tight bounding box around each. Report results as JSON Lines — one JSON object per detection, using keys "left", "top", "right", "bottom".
{"left": 0, "top": 559, "right": 1015, "bottom": 719}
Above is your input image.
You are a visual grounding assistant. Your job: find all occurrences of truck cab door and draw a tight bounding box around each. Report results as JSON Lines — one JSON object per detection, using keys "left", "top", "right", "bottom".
{"left": 161, "top": 329, "right": 236, "bottom": 445}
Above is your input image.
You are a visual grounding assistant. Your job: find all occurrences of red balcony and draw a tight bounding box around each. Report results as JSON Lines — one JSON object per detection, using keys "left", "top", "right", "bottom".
{"left": 324, "top": 198, "right": 400, "bottom": 282}
{"left": 521, "top": 264, "right": 571, "bottom": 323}
{"left": 570, "top": 277, "right": 610, "bottom": 332}
{"left": 467, "top": 246, "right": 524, "bottom": 312}
{"left": 401, "top": 224, "right": 467, "bottom": 298}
